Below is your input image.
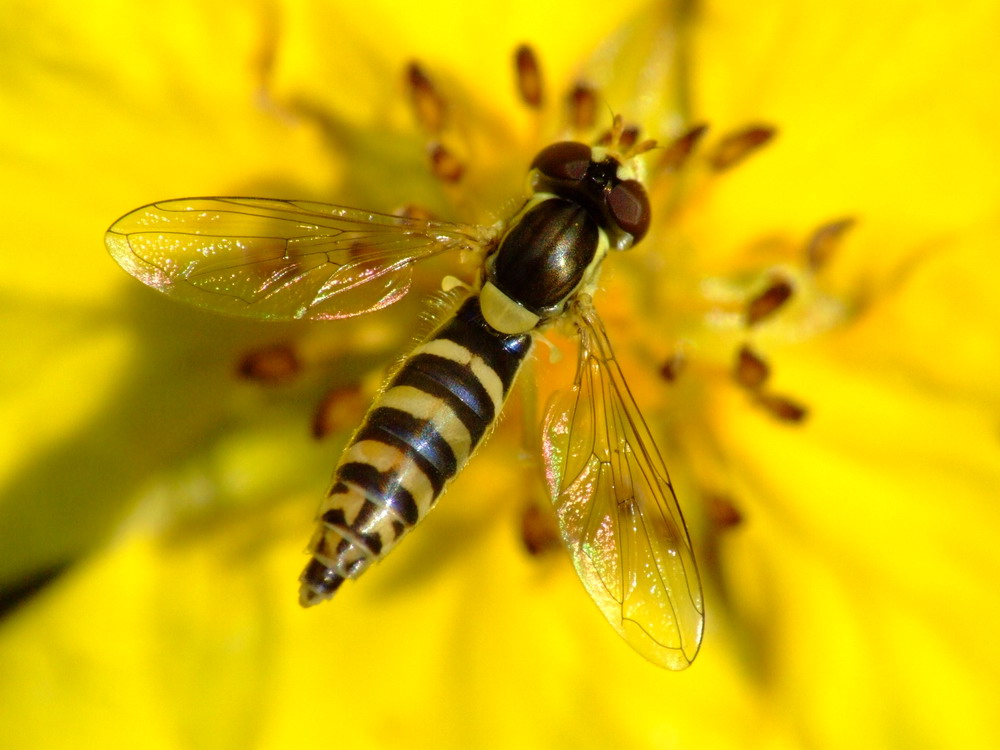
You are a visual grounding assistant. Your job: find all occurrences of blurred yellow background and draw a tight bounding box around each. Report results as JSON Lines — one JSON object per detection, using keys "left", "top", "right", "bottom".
{"left": 1, "top": 1, "right": 998, "bottom": 748}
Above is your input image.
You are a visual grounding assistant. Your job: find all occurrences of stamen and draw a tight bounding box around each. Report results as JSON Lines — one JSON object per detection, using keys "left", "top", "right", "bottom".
{"left": 658, "top": 124, "right": 709, "bottom": 171}
{"left": 312, "top": 384, "right": 365, "bottom": 439}
{"left": 755, "top": 393, "right": 808, "bottom": 423}
{"left": 567, "top": 83, "right": 598, "bottom": 132}
{"left": 659, "top": 352, "right": 686, "bottom": 382}
{"left": 346, "top": 240, "right": 379, "bottom": 262}
{"left": 395, "top": 204, "right": 436, "bottom": 222}
{"left": 520, "top": 503, "right": 561, "bottom": 556}
{"left": 429, "top": 142, "right": 465, "bottom": 183}
{"left": 705, "top": 493, "right": 744, "bottom": 530}
{"left": 406, "top": 62, "right": 447, "bottom": 135}
{"left": 236, "top": 343, "right": 300, "bottom": 384}
{"left": 806, "top": 217, "right": 855, "bottom": 272}
{"left": 733, "top": 345, "right": 770, "bottom": 390}
{"left": 708, "top": 124, "right": 776, "bottom": 171}
{"left": 746, "top": 276, "right": 793, "bottom": 326}
{"left": 514, "top": 44, "right": 544, "bottom": 109}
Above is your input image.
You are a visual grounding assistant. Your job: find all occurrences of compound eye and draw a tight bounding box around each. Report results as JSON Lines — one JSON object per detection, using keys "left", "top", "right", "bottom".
{"left": 530, "top": 141, "right": 592, "bottom": 181}
{"left": 607, "top": 179, "right": 651, "bottom": 244}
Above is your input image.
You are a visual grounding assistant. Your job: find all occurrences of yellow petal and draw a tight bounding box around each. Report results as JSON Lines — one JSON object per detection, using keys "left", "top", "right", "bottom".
{"left": 3, "top": 0, "right": 1000, "bottom": 749}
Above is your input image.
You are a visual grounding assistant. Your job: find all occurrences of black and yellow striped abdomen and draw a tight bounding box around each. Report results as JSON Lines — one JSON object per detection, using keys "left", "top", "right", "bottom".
{"left": 300, "top": 296, "right": 533, "bottom": 605}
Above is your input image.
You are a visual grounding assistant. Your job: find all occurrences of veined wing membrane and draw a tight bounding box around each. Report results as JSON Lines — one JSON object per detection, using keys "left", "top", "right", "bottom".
{"left": 542, "top": 301, "right": 704, "bottom": 670}
{"left": 105, "top": 198, "right": 489, "bottom": 320}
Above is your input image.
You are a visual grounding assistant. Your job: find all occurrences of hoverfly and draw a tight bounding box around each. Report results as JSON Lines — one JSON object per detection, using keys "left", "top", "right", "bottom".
{"left": 105, "top": 129, "right": 704, "bottom": 670}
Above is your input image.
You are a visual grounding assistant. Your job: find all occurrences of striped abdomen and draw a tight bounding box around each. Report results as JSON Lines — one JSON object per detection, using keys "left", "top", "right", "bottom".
{"left": 299, "top": 296, "right": 533, "bottom": 605}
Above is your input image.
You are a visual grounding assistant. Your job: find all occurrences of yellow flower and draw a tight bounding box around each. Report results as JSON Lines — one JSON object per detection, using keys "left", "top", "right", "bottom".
{"left": 2, "top": 1, "right": 999, "bottom": 749}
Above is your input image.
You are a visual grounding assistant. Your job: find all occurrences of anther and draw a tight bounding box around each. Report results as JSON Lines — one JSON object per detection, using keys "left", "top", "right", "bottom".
{"left": 746, "top": 276, "right": 793, "bottom": 326}
{"left": 514, "top": 44, "right": 544, "bottom": 109}
{"left": 755, "top": 393, "right": 808, "bottom": 423}
{"left": 346, "top": 240, "right": 379, "bottom": 262}
{"left": 733, "top": 345, "right": 770, "bottom": 390}
{"left": 708, "top": 124, "right": 776, "bottom": 171}
{"left": 236, "top": 343, "right": 300, "bottom": 384}
{"left": 658, "top": 124, "right": 709, "bottom": 172}
{"left": 659, "top": 351, "right": 686, "bottom": 382}
{"left": 567, "top": 83, "right": 598, "bottom": 132}
{"left": 406, "top": 62, "right": 447, "bottom": 135}
{"left": 705, "top": 493, "right": 744, "bottom": 530}
{"left": 520, "top": 503, "right": 561, "bottom": 556}
{"left": 806, "top": 217, "right": 855, "bottom": 272}
{"left": 429, "top": 142, "right": 465, "bottom": 183}
{"left": 312, "top": 385, "right": 365, "bottom": 439}
{"left": 395, "top": 204, "right": 436, "bottom": 222}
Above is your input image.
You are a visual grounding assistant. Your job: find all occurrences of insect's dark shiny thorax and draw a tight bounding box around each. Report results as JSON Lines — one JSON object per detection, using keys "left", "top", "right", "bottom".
{"left": 491, "top": 199, "right": 599, "bottom": 314}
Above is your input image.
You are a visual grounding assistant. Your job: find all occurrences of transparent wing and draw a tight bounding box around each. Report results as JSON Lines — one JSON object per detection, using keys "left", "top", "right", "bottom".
{"left": 541, "top": 300, "right": 704, "bottom": 669}
{"left": 106, "top": 198, "right": 490, "bottom": 320}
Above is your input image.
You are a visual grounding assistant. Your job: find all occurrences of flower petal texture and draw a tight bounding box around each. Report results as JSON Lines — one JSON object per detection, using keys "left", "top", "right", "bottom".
{"left": 1, "top": 1, "right": 999, "bottom": 748}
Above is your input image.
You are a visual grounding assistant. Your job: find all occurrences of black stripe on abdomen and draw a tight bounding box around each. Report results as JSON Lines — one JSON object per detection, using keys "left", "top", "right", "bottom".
{"left": 336, "top": 463, "right": 420, "bottom": 526}
{"left": 352, "top": 406, "right": 457, "bottom": 494}
{"left": 392, "top": 353, "right": 494, "bottom": 443}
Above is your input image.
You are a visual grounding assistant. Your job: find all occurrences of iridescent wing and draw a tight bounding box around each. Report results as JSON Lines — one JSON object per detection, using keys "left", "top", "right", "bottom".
{"left": 542, "top": 300, "right": 704, "bottom": 670}
{"left": 106, "top": 198, "right": 492, "bottom": 320}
